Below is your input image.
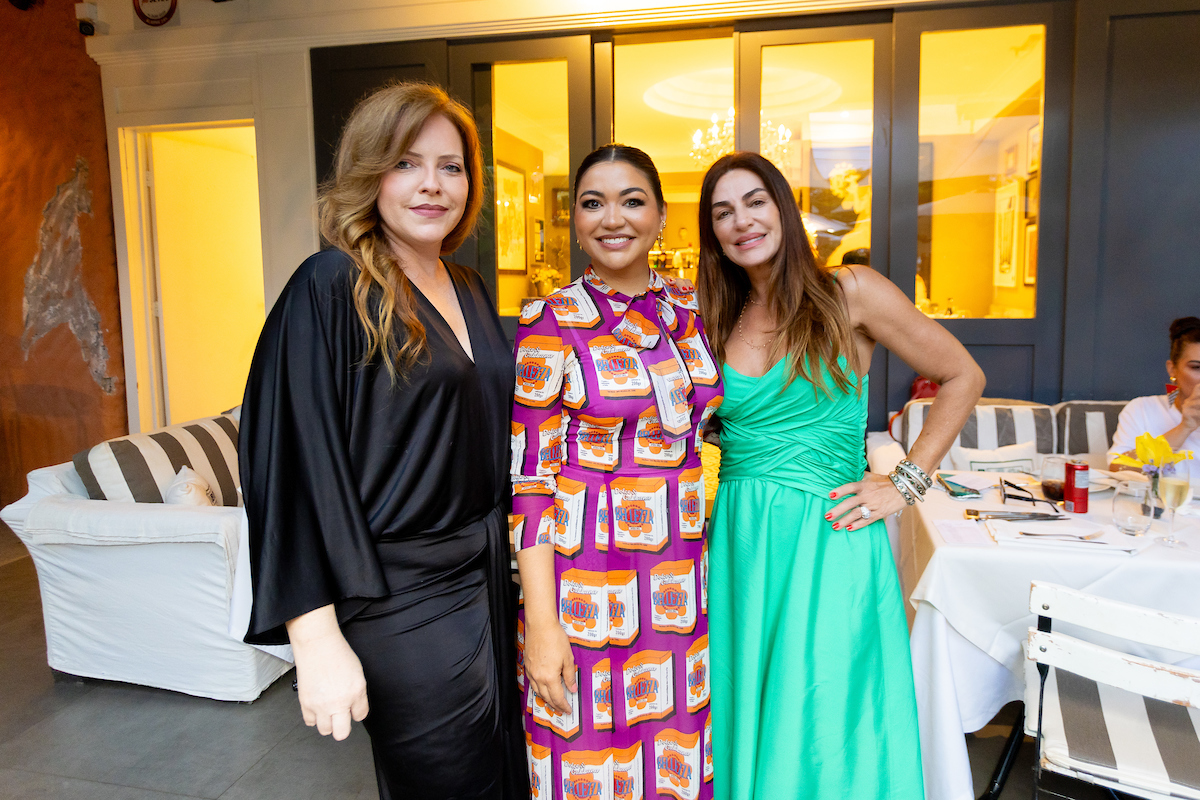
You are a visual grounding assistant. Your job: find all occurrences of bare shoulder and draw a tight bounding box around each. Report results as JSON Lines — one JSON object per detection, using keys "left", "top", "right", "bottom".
{"left": 830, "top": 264, "right": 908, "bottom": 321}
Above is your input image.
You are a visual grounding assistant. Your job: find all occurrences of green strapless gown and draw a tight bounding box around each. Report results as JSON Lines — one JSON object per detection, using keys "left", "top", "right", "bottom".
{"left": 708, "top": 359, "right": 923, "bottom": 800}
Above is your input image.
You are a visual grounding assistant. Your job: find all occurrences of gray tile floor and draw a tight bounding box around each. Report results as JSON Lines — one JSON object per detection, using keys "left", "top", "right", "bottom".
{"left": 0, "top": 522, "right": 1120, "bottom": 799}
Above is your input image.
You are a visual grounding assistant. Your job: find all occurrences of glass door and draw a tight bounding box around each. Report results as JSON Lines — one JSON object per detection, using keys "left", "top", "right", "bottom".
{"left": 610, "top": 30, "right": 736, "bottom": 284}
{"left": 448, "top": 36, "right": 593, "bottom": 337}
{"left": 738, "top": 22, "right": 893, "bottom": 426}
{"left": 891, "top": 3, "right": 1071, "bottom": 408}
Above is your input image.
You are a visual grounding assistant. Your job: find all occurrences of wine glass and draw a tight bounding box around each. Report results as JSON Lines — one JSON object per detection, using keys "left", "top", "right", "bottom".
{"left": 1111, "top": 480, "right": 1153, "bottom": 536}
{"left": 1157, "top": 460, "right": 1194, "bottom": 548}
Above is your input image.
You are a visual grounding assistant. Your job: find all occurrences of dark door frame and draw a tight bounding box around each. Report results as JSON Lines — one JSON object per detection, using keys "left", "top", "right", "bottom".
{"left": 737, "top": 21, "right": 894, "bottom": 428}
{"left": 310, "top": 40, "right": 449, "bottom": 187}
{"left": 890, "top": 1, "right": 1074, "bottom": 413}
{"left": 447, "top": 35, "right": 594, "bottom": 337}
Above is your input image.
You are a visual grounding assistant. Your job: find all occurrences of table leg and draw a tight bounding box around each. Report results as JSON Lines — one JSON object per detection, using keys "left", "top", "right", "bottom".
{"left": 977, "top": 704, "right": 1024, "bottom": 800}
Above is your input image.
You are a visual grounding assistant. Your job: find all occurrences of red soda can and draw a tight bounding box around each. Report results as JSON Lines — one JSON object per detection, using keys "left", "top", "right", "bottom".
{"left": 1064, "top": 460, "right": 1089, "bottom": 513}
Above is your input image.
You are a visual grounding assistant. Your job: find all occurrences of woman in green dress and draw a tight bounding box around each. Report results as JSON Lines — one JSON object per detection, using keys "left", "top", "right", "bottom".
{"left": 695, "top": 152, "right": 984, "bottom": 799}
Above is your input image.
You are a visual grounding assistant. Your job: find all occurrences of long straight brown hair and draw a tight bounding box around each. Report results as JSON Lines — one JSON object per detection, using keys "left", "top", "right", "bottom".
{"left": 697, "top": 151, "right": 858, "bottom": 394}
{"left": 317, "top": 82, "right": 484, "bottom": 383}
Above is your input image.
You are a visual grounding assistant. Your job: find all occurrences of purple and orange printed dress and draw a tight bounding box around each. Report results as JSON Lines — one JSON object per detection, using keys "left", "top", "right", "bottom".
{"left": 511, "top": 267, "right": 723, "bottom": 800}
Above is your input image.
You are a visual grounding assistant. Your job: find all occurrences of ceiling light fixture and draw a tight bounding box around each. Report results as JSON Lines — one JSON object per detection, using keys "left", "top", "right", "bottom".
{"left": 689, "top": 108, "right": 793, "bottom": 172}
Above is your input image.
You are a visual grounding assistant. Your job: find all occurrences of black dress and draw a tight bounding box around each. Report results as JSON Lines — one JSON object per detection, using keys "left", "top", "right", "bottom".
{"left": 239, "top": 249, "right": 527, "bottom": 800}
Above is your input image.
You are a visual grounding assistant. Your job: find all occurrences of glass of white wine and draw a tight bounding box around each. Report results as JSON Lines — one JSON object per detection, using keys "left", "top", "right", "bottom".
{"left": 1157, "top": 459, "right": 1194, "bottom": 548}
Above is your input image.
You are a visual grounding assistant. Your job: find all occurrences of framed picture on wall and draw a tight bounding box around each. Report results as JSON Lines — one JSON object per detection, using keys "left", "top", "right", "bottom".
{"left": 993, "top": 179, "right": 1023, "bottom": 288}
{"left": 1003, "top": 144, "right": 1019, "bottom": 177}
{"left": 1027, "top": 124, "right": 1042, "bottom": 173}
{"left": 533, "top": 219, "right": 545, "bottom": 263}
{"left": 1023, "top": 223, "right": 1038, "bottom": 285}
{"left": 552, "top": 188, "right": 571, "bottom": 226}
{"left": 496, "top": 163, "right": 526, "bottom": 274}
{"left": 1025, "top": 174, "right": 1040, "bottom": 223}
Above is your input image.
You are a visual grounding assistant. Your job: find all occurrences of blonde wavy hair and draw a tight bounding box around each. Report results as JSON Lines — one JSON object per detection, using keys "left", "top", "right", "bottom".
{"left": 317, "top": 81, "right": 484, "bottom": 382}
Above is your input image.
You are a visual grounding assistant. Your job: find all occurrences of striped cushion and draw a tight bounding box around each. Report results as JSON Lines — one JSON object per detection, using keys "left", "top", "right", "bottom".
{"left": 1038, "top": 666, "right": 1200, "bottom": 799}
{"left": 899, "top": 398, "right": 1055, "bottom": 470}
{"left": 1054, "top": 401, "right": 1128, "bottom": 457}
{"left": 72, "top": 414, "right": 240, "bottom": 506}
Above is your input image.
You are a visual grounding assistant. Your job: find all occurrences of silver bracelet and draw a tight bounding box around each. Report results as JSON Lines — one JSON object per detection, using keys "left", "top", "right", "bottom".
{"left": 895, "top": 462, "right": 929, "bottom": 497}
{"left": 888, "top": 471, "right": 917, "bottom": 505}
{"left": 897, "top": 469, "right": 926, "bottom": 501}
{"left": 898, "top": 459, "right": 933, "bottom": 489}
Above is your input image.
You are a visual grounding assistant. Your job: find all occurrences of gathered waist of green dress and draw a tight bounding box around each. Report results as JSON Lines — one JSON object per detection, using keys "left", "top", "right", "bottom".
{"left": 717, "top": 434, "right": 866, "bottom": 497}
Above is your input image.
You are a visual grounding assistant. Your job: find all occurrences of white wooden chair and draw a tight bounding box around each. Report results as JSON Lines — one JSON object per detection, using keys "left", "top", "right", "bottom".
{"left": 1026, "top": 581, "right": 1200, "bottom": 800}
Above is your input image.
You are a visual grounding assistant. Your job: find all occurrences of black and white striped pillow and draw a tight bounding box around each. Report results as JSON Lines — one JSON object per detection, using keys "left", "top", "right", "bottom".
{"left": 72, "top": 414, "right": 240, "bottom": 506}
{"left": 900, "top": 398, "right": 1055, "bottom": 469}
{"left": 1053, "top": 401, "right": 1128, "bottom": 457}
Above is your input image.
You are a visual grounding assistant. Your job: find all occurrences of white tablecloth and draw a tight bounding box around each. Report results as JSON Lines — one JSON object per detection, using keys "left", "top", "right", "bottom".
{"left": 902, "top": 474, "right": 1200, "bottom": 800}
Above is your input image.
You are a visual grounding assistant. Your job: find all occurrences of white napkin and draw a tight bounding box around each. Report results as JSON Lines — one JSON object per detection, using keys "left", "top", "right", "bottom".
{"left": 935, "top": 519, "right": 993, "bottom": 546}
{"left": 984, "top": 519, "right": 1147, "bottom": 554}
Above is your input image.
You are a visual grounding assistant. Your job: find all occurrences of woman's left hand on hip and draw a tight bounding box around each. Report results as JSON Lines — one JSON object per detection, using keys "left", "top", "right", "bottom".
{"left": 826, "top": 472, "right": 908, "bottom": 531}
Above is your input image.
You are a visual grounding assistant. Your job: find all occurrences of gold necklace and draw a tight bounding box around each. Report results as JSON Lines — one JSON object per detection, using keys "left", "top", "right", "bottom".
{"left": 736, "top": 301, "right": 770, "bottom": 351}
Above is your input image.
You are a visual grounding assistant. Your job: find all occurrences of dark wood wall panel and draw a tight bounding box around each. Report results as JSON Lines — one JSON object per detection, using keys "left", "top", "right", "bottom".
{"left": 1090, "top": 11, "right": 1200, "bottom": 399}
{"left": 310, "top": 41, "right": 448, "bottom": 187}
{"left": 966, "top": 345, "right": 1034, "bottom": 400}
{"left": 1063, "top": 0, "right": 1200, "bottom": 401}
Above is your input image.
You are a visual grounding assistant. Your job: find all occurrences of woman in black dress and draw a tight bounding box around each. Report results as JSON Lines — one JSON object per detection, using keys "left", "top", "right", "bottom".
{"left": 239, "top": 82, "right": 526, "bottom": 799}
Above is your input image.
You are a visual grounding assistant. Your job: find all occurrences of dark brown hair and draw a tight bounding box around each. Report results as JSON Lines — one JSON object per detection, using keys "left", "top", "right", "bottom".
{"left": 696, "top": 151, "right": 857, "bottom": 394}
{"left": 573, "top": 144, "right": 665, "bottom": 212}
{"left": 1170, "top": 316, "right": 1200, "bottom": 363}
{"left": 317, "top": 81, "right": 484, "bottom": 383}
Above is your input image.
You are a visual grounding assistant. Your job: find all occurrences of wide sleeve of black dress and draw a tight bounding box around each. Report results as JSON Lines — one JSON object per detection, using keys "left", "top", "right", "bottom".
{"left": 238, "top": 250, "right": 526, "bottom": 799}
{"left": 239, "top": 250, "right": 388, "bottom": 644}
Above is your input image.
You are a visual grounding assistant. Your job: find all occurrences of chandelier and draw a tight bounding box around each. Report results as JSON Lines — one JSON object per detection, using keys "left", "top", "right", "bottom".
{"left": 689, "top": 108, "right": 794, "bottom": 170}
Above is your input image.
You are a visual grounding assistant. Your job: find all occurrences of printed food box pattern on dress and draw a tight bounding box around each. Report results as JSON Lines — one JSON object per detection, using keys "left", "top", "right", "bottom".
{"left": 512, "top": 271, "right": 720, "bottom": 800}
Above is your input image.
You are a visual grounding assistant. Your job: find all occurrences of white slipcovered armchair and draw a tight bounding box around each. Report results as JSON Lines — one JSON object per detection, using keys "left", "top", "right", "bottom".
{"left": 1, "top": 415, "right": 291, "bottom": 702}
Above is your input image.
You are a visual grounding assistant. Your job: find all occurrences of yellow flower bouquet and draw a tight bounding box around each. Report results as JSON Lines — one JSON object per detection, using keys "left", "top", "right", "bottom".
{"left": 1111, "top": 433, "right": 1193, "bottom": 477}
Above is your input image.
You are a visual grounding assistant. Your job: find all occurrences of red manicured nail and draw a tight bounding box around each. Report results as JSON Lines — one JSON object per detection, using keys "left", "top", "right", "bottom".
{"left": 824, "top": 513, "right": 832, "bottom": 520}
{"left": 832, "top": 523, "right": 839, "bottom": 530}
{"left": 830, "top": 492, "right": 837, "bottom": 499}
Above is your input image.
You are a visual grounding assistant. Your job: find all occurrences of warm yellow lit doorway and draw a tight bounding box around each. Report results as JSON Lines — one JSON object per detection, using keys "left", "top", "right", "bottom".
{"left": 120, "top": 124, "right": 266, "bottom": 429}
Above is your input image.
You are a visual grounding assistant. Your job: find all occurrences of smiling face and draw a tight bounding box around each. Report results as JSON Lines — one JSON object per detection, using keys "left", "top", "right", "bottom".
{"left": 709, "top": 168, "right": 783, "bottom": 272}
{"left": 574, "top": 160, "right": 666, "bottom": 291}
{"left": 1169, "top": 341, "right": 1200, "bottom": 402}
{"left": 376, "top": 113, "right": 469, "bottom": 259}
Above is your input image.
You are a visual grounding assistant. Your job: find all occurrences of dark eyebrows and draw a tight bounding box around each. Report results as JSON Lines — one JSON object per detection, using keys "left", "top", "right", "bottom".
{"left": 711, "top": 186, "right": 767, "bottom": 211}
{"left": 579, "top": 187, "right": 649, "bottom": 199}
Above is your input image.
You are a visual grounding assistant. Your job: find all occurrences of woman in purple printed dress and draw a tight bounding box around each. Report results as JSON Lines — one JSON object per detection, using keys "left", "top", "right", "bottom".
{"left": 511, "top": 144, "right": 723, "bottom": 800}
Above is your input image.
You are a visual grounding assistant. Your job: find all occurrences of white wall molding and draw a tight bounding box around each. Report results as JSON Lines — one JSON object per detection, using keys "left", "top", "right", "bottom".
{"left": 85, "top": 0, "right": 961, "bottom": 66}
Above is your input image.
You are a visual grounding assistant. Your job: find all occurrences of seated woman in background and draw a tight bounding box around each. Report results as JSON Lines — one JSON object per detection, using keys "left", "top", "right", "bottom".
{"left": 1109, "top": 316, "right": 1200, "bottom": 470}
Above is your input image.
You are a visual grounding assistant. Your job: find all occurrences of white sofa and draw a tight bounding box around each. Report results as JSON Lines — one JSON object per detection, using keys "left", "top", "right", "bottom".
{"left": 0, "top": 418, "right": 292, "bottom": 702}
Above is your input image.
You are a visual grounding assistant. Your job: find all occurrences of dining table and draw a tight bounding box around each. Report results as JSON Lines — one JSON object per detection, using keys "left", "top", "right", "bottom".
{"left": 900, "top": 470, "right": 1200, "bottom": 800}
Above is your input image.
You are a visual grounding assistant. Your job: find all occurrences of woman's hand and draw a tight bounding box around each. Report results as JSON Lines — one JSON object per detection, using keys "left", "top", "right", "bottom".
{"left": 661, "top": 275, "right": 696, "bottom": 292}
{"left": 523, "top": 616, "right": 577, "bottom": 714}
{"left": 1179, "top": 389, "right": 1200, "bottom": 434}
{"left": 286, "top": 606, "right": 369, "bottom": 741}
{"left": 826, "top": 471, "right": 909, "bottom": 532}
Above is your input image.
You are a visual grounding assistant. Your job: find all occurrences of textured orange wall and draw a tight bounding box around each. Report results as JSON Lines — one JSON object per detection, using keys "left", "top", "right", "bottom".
{"left": 0, "top": 0, "right": 127, "bottom": 506}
